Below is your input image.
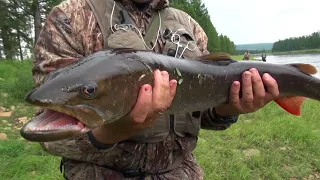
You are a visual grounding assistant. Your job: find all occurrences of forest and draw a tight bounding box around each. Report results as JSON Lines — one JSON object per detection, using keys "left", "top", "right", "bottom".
{"left": 236, "top": 43, "right": 273, "bottom": 51}
{"left": 272, "top": 31, "right": 320, "bottom": 52}
{"left": 0, "top": 0, "right": 236, "bottom": 60}
{"left": 0, "top": 0, "right": 63, "bottom": 60}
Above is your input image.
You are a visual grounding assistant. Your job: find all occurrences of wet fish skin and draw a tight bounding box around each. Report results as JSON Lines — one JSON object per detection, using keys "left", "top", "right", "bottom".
{"left": 21, "top": 49, "right": 320, "bottom": 142}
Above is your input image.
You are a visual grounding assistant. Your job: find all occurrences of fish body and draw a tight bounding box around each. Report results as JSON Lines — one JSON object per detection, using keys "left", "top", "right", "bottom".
{"left": 21, "top": 49, "right": 320, "bottom": 142}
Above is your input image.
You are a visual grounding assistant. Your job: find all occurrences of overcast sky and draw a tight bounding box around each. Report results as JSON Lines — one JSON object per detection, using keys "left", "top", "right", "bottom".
{"left": 202, "top": 0, "right": 320, "bottom": 45}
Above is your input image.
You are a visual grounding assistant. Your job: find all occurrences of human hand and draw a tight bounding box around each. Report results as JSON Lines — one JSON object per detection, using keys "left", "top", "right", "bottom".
{"left": 128, "top": 69, "right": 177, "bottom": 129}
{"left": 91, "top": 69, "right": 177, "bottom": 144}
{"left": 215, "top": 68, "right": 280, "bottom": 117}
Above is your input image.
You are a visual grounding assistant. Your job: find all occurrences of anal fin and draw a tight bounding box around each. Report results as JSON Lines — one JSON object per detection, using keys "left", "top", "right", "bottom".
{"left": 274, "top": 96, "right": 307, "bottom": 116}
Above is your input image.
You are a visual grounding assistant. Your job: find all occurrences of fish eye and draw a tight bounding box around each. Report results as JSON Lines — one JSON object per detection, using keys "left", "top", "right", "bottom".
{"left": 81, "top": 83, "right": 98, "bottom": 99}
{"left": 85, "top": 85, "right": 95, "bottom": 94}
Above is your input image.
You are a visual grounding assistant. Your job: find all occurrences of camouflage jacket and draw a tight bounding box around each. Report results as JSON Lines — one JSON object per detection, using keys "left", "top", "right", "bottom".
{"left": 244, "top": 52, "right": 251, "bottom": 60}
{"left": 32, "top": 0, "right": 237, "bottom": 179}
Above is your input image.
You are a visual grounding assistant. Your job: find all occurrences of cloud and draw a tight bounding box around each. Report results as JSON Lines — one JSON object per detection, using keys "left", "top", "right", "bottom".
{"left": 202, "top": 0, "right": 320, "bottom": 44}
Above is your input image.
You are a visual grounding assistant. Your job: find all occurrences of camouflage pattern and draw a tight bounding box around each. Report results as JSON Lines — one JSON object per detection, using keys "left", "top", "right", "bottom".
{"left": 45, "top": 133, "right": 203, "bottom": 179}
{"left": 33, "top": 0, "right": 234, "bottom": 179}
{"left": 243, "top": 51, "right": 251, "bottom": 60}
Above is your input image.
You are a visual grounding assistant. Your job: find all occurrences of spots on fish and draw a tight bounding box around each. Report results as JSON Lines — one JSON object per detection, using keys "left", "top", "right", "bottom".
{"left": 61, "top": 87, "right": 69, "bottom": 92}
{"left": 196, "top": 74, "right": 216, "bottom": 85}
{"left": 198, "top": 74, "right": 204, "bottom": 84}
{"left": 42, "top": 99, "right": 53, "bottom": 103}
{"left": 123, "top": 88, "right": 128, "bottom": 93}
{"left": 197, "top": 74, "right": 206, "bottom": 84}
{"left": 138, "top": 74, "right": 146, "bottom": 82}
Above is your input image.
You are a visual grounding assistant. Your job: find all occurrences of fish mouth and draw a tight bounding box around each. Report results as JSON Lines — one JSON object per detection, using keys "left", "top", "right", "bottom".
{"left": 20, "top": 105, "right": 103, "bottom": 142}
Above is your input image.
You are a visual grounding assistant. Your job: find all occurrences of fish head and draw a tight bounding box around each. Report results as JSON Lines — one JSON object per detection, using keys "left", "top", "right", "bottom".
{"left": 21, "top": 51, "right": 141, "bottom": 142}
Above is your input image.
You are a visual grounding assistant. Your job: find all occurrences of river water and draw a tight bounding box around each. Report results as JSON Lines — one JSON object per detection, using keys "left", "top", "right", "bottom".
{"left": 253, "top": 53, "right": 320, "bottom": 78}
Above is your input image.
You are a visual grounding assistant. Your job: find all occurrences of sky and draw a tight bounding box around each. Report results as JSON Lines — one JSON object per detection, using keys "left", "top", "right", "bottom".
{"left": 202, "top": 0, "right": 320, "bottom": 45}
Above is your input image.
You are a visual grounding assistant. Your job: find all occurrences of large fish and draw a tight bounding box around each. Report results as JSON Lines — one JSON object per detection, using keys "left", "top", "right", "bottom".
{"left": 21, "top": 49, "right": 320, "bottom": 142}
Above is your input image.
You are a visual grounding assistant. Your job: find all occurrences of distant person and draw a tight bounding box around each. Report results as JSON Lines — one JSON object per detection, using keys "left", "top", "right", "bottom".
{"left": 243, "top": 50, "right": 251, "bottom": 60}
{"left": 261, "top": 54, "right": 267, "bottom": 62}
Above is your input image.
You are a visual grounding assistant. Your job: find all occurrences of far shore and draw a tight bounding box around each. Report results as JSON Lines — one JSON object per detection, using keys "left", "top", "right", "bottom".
{"left": 249, "top": 48, "right": 320, "bottom": 57}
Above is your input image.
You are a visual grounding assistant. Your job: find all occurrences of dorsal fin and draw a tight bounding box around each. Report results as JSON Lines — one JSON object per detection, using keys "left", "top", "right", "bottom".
{"left": 110, "top": 48, "right": 152, "bottom": 54}
{"left": 195, "top": 52, "right": 233, "bottom": 61}
{"left": 289, "top": 64, "right": 317, "bottom": 75}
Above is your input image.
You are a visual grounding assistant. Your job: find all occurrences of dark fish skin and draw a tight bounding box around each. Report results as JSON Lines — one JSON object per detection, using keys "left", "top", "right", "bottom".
{"left": 21, "top": 49, "right": 320, "bottom": 142}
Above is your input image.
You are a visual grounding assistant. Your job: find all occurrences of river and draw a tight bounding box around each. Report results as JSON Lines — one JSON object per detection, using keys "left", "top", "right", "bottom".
{"left": 253, "top": 53, "right": 320, "bottom": 78}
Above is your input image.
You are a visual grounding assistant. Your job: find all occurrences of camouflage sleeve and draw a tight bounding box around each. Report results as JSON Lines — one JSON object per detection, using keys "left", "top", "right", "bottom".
{"left": 32, "top": 0, "right": 102, "bottom": 88}
{"left": 190, "top": 17, "right": 239, "bottom": 130}
{"left": 33, "top": 11, "right": 79, "bottom": 87}
{"left": 190, "top": 18, "right": 210, "bottom": 55}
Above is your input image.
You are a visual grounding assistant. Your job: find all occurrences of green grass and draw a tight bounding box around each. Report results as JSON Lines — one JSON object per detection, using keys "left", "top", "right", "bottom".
{"left": 231, "top": 55, "right": 255, "bottom": 61}
{"left": 0, "top": 60, "right": 62, "bottom": 180}
{"left": 194, "top": 100, "right": 320, "bottom": 179}
{"left": 272, "top": 48, "right": 320, "bottom": 55}
{"left": 0, "top": 60, "right": 319, "bottom": 180}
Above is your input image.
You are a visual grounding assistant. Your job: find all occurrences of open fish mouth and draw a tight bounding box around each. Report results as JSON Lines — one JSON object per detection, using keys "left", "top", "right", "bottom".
{"left": 20, "top": 109, "right": 91, "bottom": 142}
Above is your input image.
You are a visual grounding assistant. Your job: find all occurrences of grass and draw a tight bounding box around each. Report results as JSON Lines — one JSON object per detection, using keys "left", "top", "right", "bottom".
{"left": 0, "top": 60, "right": 63, "bottom": 180}
{"left": 231, "top": 55, "right": 255, "bottom": 61}
{"left": 194, "top": 100, "right": 320, "bottom": 179}
{"left": 271, "top": 48, "right": 320, "bottom": 55}
{"left": 0, "top": 60, "right": 319, "bottom": 180}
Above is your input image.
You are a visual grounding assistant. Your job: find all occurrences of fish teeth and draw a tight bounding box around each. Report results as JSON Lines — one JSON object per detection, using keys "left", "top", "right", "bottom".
{"left": 33, "top": 122, "right": 80, "bottom": 131}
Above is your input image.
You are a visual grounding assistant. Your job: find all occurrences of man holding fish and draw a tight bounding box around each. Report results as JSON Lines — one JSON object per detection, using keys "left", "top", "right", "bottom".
{"left": 28, "top": 0, "right": 282, "bottom": 179}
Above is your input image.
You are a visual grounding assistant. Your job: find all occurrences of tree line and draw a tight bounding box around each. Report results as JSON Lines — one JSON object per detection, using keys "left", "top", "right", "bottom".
{"left": 272, "top": 31, "right": 320, "bottom": 52}
{"left": 0, "top": 0, "right": 236, "bottom": 60}
{"left": 0, "top": 0, "right": 62, "bottom": 60}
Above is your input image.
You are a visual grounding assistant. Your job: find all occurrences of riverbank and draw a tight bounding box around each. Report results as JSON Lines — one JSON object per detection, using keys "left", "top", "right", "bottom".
{"left": 250, "top": 49, "right": 320, "bottom": 56}
{"left": 0, "top": 60, "right": 319, "bottom": 179}
{"left": 231, "top": 55, "right": 255, "bottom": 61}
{"left": 273, "top": 49, "right": 320, "bottom": 55}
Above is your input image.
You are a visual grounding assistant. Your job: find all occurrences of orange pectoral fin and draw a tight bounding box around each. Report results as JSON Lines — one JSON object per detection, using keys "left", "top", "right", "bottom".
{"left": 274, "top": 96, "right": 307, "bottom": 116}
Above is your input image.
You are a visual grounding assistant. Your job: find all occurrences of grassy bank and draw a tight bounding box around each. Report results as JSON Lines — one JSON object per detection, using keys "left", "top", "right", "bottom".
{"left": 231, "top": 55, "right": 255, "bottom": 61}
{"left": 0, "top": 60, "right": 319, "bottom": 180}
{"left": 194, "top": 100, "right": 320, "bottom": 179}
{"left": 271, "top": 48, "right": 320, "bottom": 55}
{"left": 0, "top": 60, "right": 62, "bottom": 180}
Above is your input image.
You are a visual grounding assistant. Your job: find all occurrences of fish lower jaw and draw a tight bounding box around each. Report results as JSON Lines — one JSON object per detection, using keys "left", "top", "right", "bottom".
{"left": 20, "top": 109, "right": 91, "bottom": 142}
{"left": 30, "top": 121, "right": 85, "bottom": 132}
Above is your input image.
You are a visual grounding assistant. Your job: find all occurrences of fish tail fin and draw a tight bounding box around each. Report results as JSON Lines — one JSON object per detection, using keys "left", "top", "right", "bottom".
{"left": 274, "top": 96, "right": 307, "bottom": 116}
